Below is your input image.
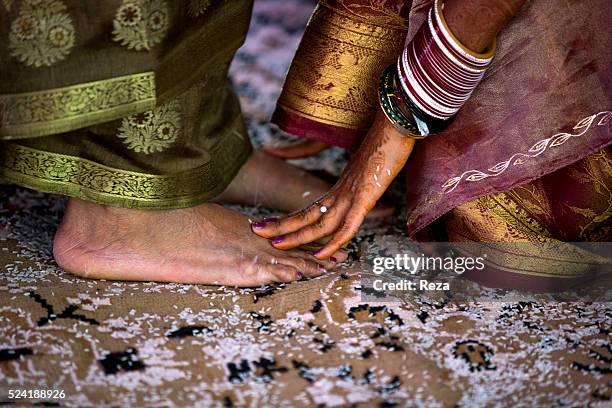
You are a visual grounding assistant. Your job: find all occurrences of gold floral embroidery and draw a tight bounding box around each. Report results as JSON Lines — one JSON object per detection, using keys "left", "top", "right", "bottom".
{"left": 510, "top": 182, "right": 555, "bottom": 227}
{"left": 8, "top": 0, "right": 75, "bottom": 67}
{"left": 118, "top": 100, "right": 181, "bottom": 154}
{"left": 326, "top": 0, "right": 408, "bottom": 29}
{"left": 188, "top": 0, "right": 212, "bottom": 17}
{"left": 112, "top": 0, "right": 169, "bottom": 51}
{"left": 0, "top": 72, "right": 156, "bottom": 139}
{"left": 566, "top": 150, "right": 612, "bottom": 241}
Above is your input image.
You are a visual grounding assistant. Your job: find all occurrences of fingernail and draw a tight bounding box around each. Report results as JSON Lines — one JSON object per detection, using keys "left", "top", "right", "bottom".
{"left": 314, "top": 250, "right": 322, "bottom": 257}
{"left": 271, "top": 236, "right": 284, "bottom": 244}
{"left": 251, "top": 221, "right": 266, "bottom": 229}
{"left": 329, "top": 257, "right": 337, "bottom": 263}
{"left": 297, "top": 272, "right": 304, "bottom": 279}
{"left": 263, "top": 217, "right": 278, "bottom": 222}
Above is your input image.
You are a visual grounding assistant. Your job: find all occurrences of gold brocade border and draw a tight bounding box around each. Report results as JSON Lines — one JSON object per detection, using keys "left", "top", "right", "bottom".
{"left": 478, "top": 192, "right": 553, "bottom": 242}
{"left": 0, "top": 73, "right": 157, "bottom": 140}
{"left": 447, "top": 193, "right": 608, "bottom": 278}
{"left": 277, "top": 2, "right": 408, "bottom": 131}
{"left": 453, "top": 242, "right": 607, "bottom": 279}
{"left": 0, "top": 135, "right": 252, "bottom": 209}
{"left": 0, "top": 0, "right": 252, "bottom": 140}
{"left": 320, "top": 0, "right": 408, "bottom": 29}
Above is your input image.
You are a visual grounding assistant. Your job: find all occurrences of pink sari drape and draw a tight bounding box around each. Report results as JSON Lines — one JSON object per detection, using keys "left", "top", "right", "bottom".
{"left": 403, "top": 0, "right": 611, "bottom": 236}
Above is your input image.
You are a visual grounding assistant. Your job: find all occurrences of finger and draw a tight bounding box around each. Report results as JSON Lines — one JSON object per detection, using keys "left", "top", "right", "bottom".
{"left": 314, "top": 208, "right": 368, "bottom": 259}
{"left": 271, "top": 201, "right": 350, "bottom": 250}
{"left": 297, "top": 234, "right": 336, "bottom": 252}
{"left": 261, "top": 141, "right": 330, "bottom": 159}
{"left": 252, "top": 197, "right": 333, "bottom": 238}
{"left": 251, "top": 204, "right": 322, "bottom": 238}
{"left": 297, "top": 242, "right": 349, "bottom": 265}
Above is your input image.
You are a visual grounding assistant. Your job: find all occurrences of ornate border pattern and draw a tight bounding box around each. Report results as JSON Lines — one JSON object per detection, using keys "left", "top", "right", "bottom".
{"left": 0, "top": 135, "right": 251, "bottom": 209}
{"left": 0, "top": 72, "right": 156, "bottom": 139}
{"left": 276, "top": 1, "right": 408, "bottom": 131}
{"left": 441, "top": 111, "right": 612, "bottom": 194}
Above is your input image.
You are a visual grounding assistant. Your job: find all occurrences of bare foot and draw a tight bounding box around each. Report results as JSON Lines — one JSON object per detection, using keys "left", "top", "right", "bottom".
{"left": 216, "top": 150, "right": 394, "bottom": 220}
{"left": 215, "top": 150, "right": 330, "bottom": 212}
{"left": 53, "top": 199, "right": 345, "bottom": 286}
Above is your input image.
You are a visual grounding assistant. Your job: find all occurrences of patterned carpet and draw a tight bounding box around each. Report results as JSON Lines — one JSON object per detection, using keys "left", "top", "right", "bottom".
{"left": 1, "top": 1, "right": 610, "bottom": 406}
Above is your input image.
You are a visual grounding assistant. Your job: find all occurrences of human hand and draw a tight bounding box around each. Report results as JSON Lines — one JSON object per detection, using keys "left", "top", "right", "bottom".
{"left": 251, "top": 110, "right": 416, "bottom": 259}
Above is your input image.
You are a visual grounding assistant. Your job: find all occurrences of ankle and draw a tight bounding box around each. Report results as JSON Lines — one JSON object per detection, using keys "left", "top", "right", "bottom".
{"left": 61, "top": 198, "right": 151, "bottom": 235}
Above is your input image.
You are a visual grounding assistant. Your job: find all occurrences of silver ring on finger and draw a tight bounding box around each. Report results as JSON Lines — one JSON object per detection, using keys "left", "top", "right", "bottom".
{"left": 314, "top": 200, "right": 328, "bottom": 214}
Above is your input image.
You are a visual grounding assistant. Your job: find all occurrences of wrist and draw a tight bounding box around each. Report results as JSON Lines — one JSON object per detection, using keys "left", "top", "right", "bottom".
{"left": 443, "top": 0, "right": 526, "bottom": 52}
{"left": 371, "top": 110, "right": 416, "bottom": 157}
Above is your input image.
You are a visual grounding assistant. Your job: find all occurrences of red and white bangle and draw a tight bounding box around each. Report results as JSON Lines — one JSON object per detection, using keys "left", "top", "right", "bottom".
{"left": 397, "top": 0, "right": 496, "bottom": 121}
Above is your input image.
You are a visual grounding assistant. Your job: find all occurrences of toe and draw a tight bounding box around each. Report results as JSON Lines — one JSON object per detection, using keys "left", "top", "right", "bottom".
{"left": 263, "top": 264, "right": 303, "bottom": 284}
{"left": 235, "top": 258, "right": 303, "bottom": 286}
{"left": 293, "top": 248, "right": 348, "bottom": 270}
{"left": 273, "top": 253, "right": 326, "bottom": 278}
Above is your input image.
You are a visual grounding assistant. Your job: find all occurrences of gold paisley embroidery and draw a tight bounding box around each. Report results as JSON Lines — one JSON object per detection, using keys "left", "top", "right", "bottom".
{"left": 112, "top": 0, "right": 169, "bottom": 51}
{"left": 0, "top": 72, "right": 156, "bottom": 139}
{"left": 477, "top": 192, "right": 553, "bottom": 242}
{"left": 448, "top": 195, "right": 608, "bottom": 278}
{"left": 8, "top": 0, "right": 75, "bottom": 67}
{"left": 566, "top": 150, "right": 612, "bottom": 241}
{"left": 188, "top": 0, "right": 212, "bottom": 17}
{"left": 118, "top": 100, "right": 181, "bottom": 154}
{"left": 276, "top": 1, "right": 408, "bottom": 130}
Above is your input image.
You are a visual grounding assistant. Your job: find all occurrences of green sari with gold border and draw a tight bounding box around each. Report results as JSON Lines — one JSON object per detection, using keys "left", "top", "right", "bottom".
{"left": 0, "top": 0, "right": 253, "bottom": 209}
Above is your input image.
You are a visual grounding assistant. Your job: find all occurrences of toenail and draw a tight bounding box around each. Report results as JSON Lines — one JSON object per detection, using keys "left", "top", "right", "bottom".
{"left": 251, "top": 221, "right": 266, "bottom": 229}
{"left": 297, "top": 272, "right": 304, "bottom": 279}
{"left": 329, "top": 256, "right": 337, "bottom": 263}
{"left": 263, "top": 217, "right": 278, "bottom": 222}
{"left": 271, "top": 236, "right": 284, "bottom": 244}
{"left": 318, "top": 264, "right": 327, "bottom": 272}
